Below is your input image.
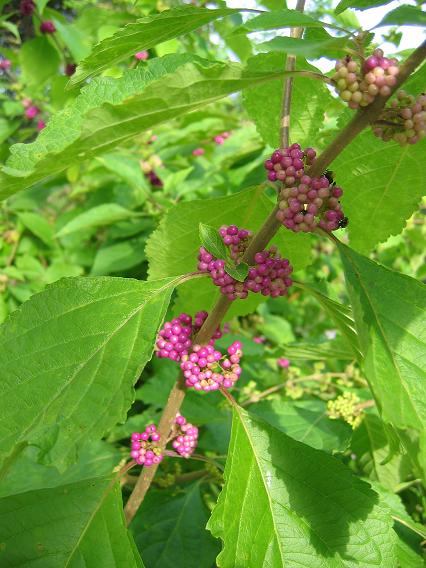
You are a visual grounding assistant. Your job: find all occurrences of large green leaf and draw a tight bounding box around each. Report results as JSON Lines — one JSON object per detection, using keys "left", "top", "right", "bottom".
{"left": 131, "top": 483, "right": 219, "bottom": 568}
{"left": 208, "top": 406, "right": 397, "bottom": 567}
{"left": 0, "top": 55, "right": 290, "bottom": 199}
{"left": 19, "top": 36, "right": 60, "bottom": 86}
{"left": 338, "top": 243, "right": 426, "bottom": 479}
{"left": 0, "top": 477, "right": 144, "bottom": 567}
{"left": 375, "top": 5, "right": 426, "bottom": 27}
{"left": 70, "top": 6, "right": 236, "bottom": 85}
{"left": 0, "top": 275, "right": 179, "bottom": 472}
{"left": 332, "top": 130, "right": 426, "bottom": 253}
{"left": 232, "top": 9, "right": 330, "bottom": 33}
{"left": 250, "top": 399, "right": 352, "bottom": 453}
{"left": 243, "top": 53, "right": 332, "bottom": 148}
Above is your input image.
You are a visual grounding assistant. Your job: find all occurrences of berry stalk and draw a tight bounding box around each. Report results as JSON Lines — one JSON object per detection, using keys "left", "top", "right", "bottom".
{"left": 124, "top": 36, "right": 426, "bottom": 527}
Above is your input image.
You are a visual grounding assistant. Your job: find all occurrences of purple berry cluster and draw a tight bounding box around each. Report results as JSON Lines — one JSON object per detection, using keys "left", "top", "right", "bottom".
{"left": 155, "top": 312, "right": 222, "bottom": 362}
{"left": 333, "top": 49, "right": 399, "bottom": 109}
{"left": 0, "top": 59, "right": 11, "bottom": 71}
{"left": 40, "top": 20, "right": 56, "bottom": 34}
{"left": 20, "top": 0, "right": 35, "bottom": 15}
{"left": 213, "top": 131, "right": 231, "bottom": 145}
{"left": 198, "top": 225, "right": 293, "bottom": 300}
{"left": 181, "top": 340, "right": 243, "bottom": 391}
{"left": 130, "top": 424, "right": 163, "bottom": 466}
{"left": 172, "top": 414, "right": 199, "bottom": 458}
{"left": 373, "top": 90, "right": 426, "bottom": 145}
{"left": 264, "top": 144, "right": 346, "bottom": 233}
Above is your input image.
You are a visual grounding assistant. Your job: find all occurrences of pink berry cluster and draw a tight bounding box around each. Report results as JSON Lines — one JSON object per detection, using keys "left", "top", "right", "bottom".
{"left": 265, "top": 143, "right": 346, "bottom": 233}
{"left": 20, "top": 0, "right": 35, "bottom": 15}
{"left": 198, "top": 225, "right": 293, "bottom": 299}
{"left": 213, "top": 131, "right": 231, "bottom": 145}
{"left": 155, "top": 311, "right": 222, "bottom": 362}
{"left": 333, "top": 49, "right": 399, "bottom": 109}
{"left": 372, "top": 90, "right": 426, "bottom": 145}
{"left": 181, "top": 340, "right": 243, "bottom": 391}
{"left": 0, "top": 59, "right": 11, "bottom": 71}
{"left": 135, "top": 50, "right": 149, "bottom": 61}
{"left": 172, "top": 414, "right": 199, "bottom": 458}
{"left": 130, "top": 424, "right": 163, "bottom": 466}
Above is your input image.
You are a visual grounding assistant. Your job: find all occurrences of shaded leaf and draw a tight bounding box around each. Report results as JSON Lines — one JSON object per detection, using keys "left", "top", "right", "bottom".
{"left": 56, "top": 203, "right": 138, "bottom": 237}
{"left": 375, "top": 5, "right": 426, "bottom": 27}
{"left": 224, "top": 261, "right": 249, "bottom": 282}
{"left": 259, "top": 36, "right": 350, "bottom": 59}
{"left": 208, "top": 406, "right": 397, "bottom": 567}
{"left": 0, "top": 477, "right": 143, "bottom": 567}
{"left": 199, "top": 222, "right": 227, "bottom": 259}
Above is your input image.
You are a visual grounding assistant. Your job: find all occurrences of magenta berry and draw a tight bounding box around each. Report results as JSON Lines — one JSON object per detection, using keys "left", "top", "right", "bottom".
{"left": 171, "top": 414, "right": 198, "bottom": 458}
{"left": 65, "top": 63, "right": 77, "bottom": 76}
{"left": 40, "top": 20, "right": 56, "bottom": 34}
{"left": 135, "top": 50, "right": 149, "bottom": 60}
{"left": 181, "top": 340, "right": 243, "bottom": 391}
{"left": 192, "top": 147, "right": 205, "bottom": 156}
{"left": 0, "top": 59, "right": 11, "bottom": 71}
{"left": 130, "top": 424, "right": 163, "bottom": 466}
{"left": 25, "top": 105, "right": 40, "bottom": 120}
{"left": 277, "top": 357, "right": 290, "bottom": 368}
{"left": 333, "top": 49, "right": 400, "bottom": 109}
{"left": 20, "top": 0, "right": 35, "bottom": 15}
{"left": 37, "top": 120, "right": 46, "bottom": 131}
{"left": 372, "top": 90, "right": 426, "bottom": 145}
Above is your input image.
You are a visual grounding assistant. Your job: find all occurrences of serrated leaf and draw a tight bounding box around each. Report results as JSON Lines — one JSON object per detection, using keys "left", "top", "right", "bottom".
{"left": 0, "top": 55, "right": 290, "bottom": 199}
{"left": 0, "top": 275, "right": 179, "bottom": 471}
{"left": 130, "top": 484, "right": 219, "bottom": 568}
{"left": 276, "top": 338, "right": 356, "bottom": 361}
{"left": 147, "top": 186, "right": 312, "bottom": 280}
{"left": 232, "top": 9, "right": 328, "bottom": 34}
{"left": 375, "top": 5, "right": 426, "bottom": 27}
{"left": 56, "top": 203, "right": 138, "bottom": 237}
{"left": 199, "top": 222, "right": 227, "bottom": 259}
{"left": 243, "top": 54, "right": 332, "bottom": 148}
{"left": 70, "top": 6, "right": 237, "bottom": 85}
{"left": 332, "top": 131, "right": 426, "bottom": 253}
{"left": 250, "top": 399, "right": 352, "bottom": 453}
{"left": 338, "top": 243, "right": 426, "bottom": 481}
{"left": 259, "top": 35, "right": 350, "bottom": 59}
{"left": 295, "top": 281, "right": 362, "bottom": 360}
{"left": 208, "top": 406, "right": 397, "bottom": 567}
{"left": 0, "top": 477, "right": 144, "bottom": 567}
{"left": 224, "top": 261, "right": 249, "bottom": 282}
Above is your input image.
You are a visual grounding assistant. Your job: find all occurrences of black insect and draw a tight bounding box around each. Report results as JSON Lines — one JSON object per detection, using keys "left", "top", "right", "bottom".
{"left": 338, "top": 217, "right": 349, "bottom": 229}
{"left": 324, "top": 170, "right": 335, "bottom": 185}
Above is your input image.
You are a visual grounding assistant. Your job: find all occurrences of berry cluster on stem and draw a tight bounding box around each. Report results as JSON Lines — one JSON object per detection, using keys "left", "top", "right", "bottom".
{"left": 172, "top": 414, "right": 199, "bottom": 458}
{"left": 130, "top": 425, "right": 163, "bottom": 466}
{"left": 372, "top": 90, "right": 426, "bottom": 145}
{"left": 333, "top": 49, "right": 399, "bottom": 109}
{"left": 265, "top": 143, "right": 346, "bottom": 232}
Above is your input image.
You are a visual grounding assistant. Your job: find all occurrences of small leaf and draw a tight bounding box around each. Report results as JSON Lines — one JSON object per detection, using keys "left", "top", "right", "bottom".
{"left": 259, "top": 35, "right": 351, "bottom": 59}
{"left": 0, "top": 477, "right": 143, "bottom": 567}
{"left": 56, "top": 203, "right": 138, "bottom": 237}
{"left": 232, "top": 9, "right": 326, "bottom": 34}
{"left": 335, "top": 0, "right": 393, "bottom": 14}
{"left": 375, "top": 5, "right": 426, "bottom": 27}
{"left": 199, "top": 223, "right": 227, "bottom": 259}
{"left": 224, "top": 262, "right": 249, "bottom": 282}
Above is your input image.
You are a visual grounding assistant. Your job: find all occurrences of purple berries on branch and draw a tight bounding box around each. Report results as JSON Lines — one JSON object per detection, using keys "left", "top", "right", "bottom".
{"left": 130, "top": 425, "right": 163, "bottom": 466}
{"left": 264, "top": 144, "right": 346, "bottom": 233}
{"left": 333, "top": 49, "right": 400, "bottom": 109}
{"left": 172, "top": 414, "right": 199, "bottom": 458}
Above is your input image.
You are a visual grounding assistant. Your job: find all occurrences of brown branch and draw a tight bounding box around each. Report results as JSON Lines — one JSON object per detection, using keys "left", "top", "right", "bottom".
{"left": 280, "top": 0, "right": 307, "bottom": 149}
{"left": 123, "top": 38, "right": 426, "bottom": 527}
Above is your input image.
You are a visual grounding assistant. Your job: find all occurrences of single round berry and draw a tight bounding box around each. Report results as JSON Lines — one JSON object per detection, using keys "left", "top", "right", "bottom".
{"left": 40, "top": 20, "right": 56, "bottom": 34}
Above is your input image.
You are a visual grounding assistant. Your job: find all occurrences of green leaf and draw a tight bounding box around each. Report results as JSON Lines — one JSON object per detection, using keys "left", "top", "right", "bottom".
{"left": 130, "top": 484, "right": 219, "bottom": 568}
{"left": 91, "top": 236, "right": 146, "bottom": 275}
{"left": 56, "top": 203, "right": 138, "bottom": 237}
{"left": 352, "top": 414, "right": 411, "bottom": 491}
{"left": 243, "top": 54, "right": 332, "bottom": 148}
{"left": 18, "top": 36, "right": 60, "bottom": 86}
{"left": 276, "top": 338, "right": 356, "bottom": 361}
{"left": 295, "top": 281, "right": 362, "bottom": 360}
{"left": 375, "top": 5, "right": 426, "bottom": 27}
{"left": 224, "top": 261, "right": 249, "bottom": 282}
{"left": 0, "top": 477, "right": 143, "bottom": 567}
{"left": 338, "top": 243, "right": 426, "bottom": 481}
{"left": 0, "top": 55, "right": 290, "bottom": 199}
{"left": 232, "top": 9, "right": 345, "bottom": 34}
{"left": 199, "top": 222, "right": 227, "bottom": 259}
{"left": 18, "top": 212, "right": 54, "bottom": 246}
{"left": 70, "top": 6, "right": 236, "bottom": 85}
{"left": 251, "top": 399, "right": 352, "bottom": 453}
{"left": 335, "top": 0, "right": 393, "bottom": 14}
{"left": 0, "top": 275, "right": 179, "bottom": 471}
{"left": 208, "top": 406, "right": 397, "bottom": 567}
{"left": 259, "top": 36, "right": 350, "bottom": 59}
{"left": 147, "top": 186, "right": 312, "bottom": 280}
{"left": 332, "top": 131, "right": 426, "bottom": 253}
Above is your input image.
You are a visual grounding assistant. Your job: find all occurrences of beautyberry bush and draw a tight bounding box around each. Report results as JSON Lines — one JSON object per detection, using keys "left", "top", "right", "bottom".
{"left": 0, "top": 1, "right": 425, "bottom": 567}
